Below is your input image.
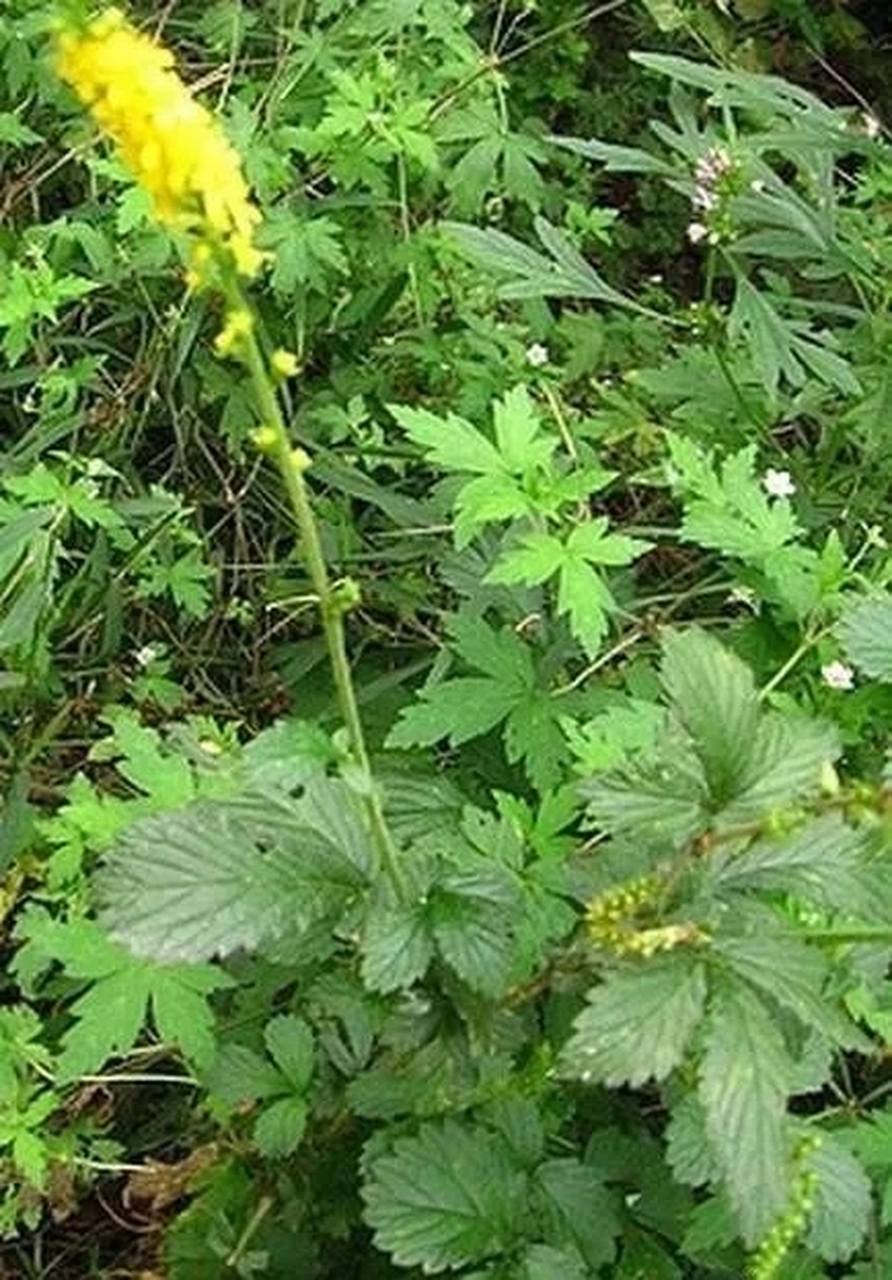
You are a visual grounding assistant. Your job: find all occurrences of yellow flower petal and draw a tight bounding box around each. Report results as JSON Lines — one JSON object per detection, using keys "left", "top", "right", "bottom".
{"left": 56, "top": 8, "right": 263, "bottom": 280}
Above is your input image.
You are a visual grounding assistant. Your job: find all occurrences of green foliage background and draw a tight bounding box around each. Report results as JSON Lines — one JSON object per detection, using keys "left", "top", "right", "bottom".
{"left": 4, "top": 0, "right": 892, "bottom": 1276}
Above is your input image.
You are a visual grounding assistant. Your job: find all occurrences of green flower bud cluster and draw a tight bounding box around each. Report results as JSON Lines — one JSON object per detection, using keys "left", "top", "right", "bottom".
{"left": 747, "top": 1135, "right": 821, "bottom": 1280}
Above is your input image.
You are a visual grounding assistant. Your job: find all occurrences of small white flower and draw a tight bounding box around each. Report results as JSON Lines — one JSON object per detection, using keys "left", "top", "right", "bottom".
{"left": 648, "top": 272, "right": 664, "bottom": 284}
{"left": 525, "top": 342, "right": 549, "bottom": 368}
{"left": 821, "top": 661, "right": 855, "bottom": 691}
{"left": 134, "top": 644, "right": 159, "bottom": 668}
{"left": 864, "top": 112, "right": 882, "bottom": 140}
{"left": 762, "top": 468, "right": 796, "bottom": 499}
{"left": 727, "top": 585, "right": 758, "bottom": 612}
{"left": 750, "top": 178, "right": 767, "bottom": 194}
{"left": 687, "top": 221, "right": 709, "bottom": 244}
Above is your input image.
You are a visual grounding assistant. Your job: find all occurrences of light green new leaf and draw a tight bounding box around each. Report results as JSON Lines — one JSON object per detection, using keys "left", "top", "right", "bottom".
{"left": 455, "top": 473, "right": 530, "bottom": 546}
{"left": 558, "top": 556, "right": 613, "bottom": 658}
{"left": 389, "top": 404, "right": 502, "bottom": 475}
{"left": 699, "top": 983, "right": 793, "bottom": 1245}
{"left": 839, "top": 594, "right": 892, "bottom": 681}
{"left": 492, "top": 385, "right": 555, "bottom": 474}
{"left": 486, "top": 532, "right": 566, "bottom": 587}
{"left": 567, "top": 519, "right": 652, "bottom": 566}
{"left": 362, "top": 1120, "right": 525, "bottom": 1272}
{"left": 561, "top": 958, "right": 707, "bottom": 1087}
{"left": 806, "top": 1134, "right": 871, "bottom": 1262}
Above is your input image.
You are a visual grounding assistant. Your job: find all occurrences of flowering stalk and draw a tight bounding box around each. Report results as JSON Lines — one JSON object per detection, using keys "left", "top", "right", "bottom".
{"left": 54, "top": 6, "right": 406, "bottom": 897}
{"left": 224, "top": 284, "right": 406, "bottom": 896}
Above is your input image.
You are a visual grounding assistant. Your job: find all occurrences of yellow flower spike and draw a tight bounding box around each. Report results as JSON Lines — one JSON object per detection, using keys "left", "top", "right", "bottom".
{"left": 214, "top": 307, "right": 253, "bottom": 357}
{"left": 271, "top": 348, "right": 301, "bottom": 379}
{"left": 55, "top": 7, "right": 264, "bottom": 281}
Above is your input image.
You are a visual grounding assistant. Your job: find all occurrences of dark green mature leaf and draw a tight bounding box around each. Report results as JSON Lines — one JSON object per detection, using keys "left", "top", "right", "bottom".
{"left": 254, "top": 1095, "right": 308, "bottom": 1159}
{"left": 661, "top": 628, "right": 759, "bottom": 807}
{"left": 806, "top": 1134, "right": 871, "bottom": 1263}
{"left": 723, "top": 714, "right": 839, "bottom": 823}
{"left": 581, "top": 733, "right": 707, "bottom": 848}
{"left": 666, "top": 1095, "right": 720, "bottom": 1188}
{"left": 361, "top": 900, "right": 434, "bottom": 993}
{"left": 534, "top": 1158, "right": 619, "bottom": 1270}
{"left": 99, "top": 780, "right": 368, "bottom": 961}
{"left": 713, "top": 815, "right": 878, "bottom": 918}
{"left": 699, "top": 984, "right": 793, "bottom": 1244}
{"left": 362, "top": 1121, "right": 525, "bottom": 1272}
{"left": 524, "top": 1244, "right": 587, "bottom": 1280}
{"left": 715, "top": 931, "right": 864, "bottom": 1049}
{"left": 561, "top": 958, "right": 707, "bottom": 1087}
{"left": 430, "top": 869, "right": 517, "bottom": 996}
{"left": 839, "top": 594, "right": 892, "bottom": 681}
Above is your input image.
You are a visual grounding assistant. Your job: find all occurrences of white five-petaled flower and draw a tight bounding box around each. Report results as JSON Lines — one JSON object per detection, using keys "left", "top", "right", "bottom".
{"left": 687, "top": 221, "right": 709, "bottom": 244}
{"left": 821, "top": 661, "right": 855, "bottom": 691}
{"left": 525, "top": 342, "right": 549, "bottom": 368}
{"left": 864, "top": 113, "right": 882, "bottom": 140}
{"left": 135, "top": 644, "right": 159, "bottom": 668}
{"left": 762, "top": 468, "right": 796, "bottom": 499}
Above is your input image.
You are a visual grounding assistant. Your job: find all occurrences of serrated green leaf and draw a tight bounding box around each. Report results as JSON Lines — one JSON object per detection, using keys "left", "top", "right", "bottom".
{"left": 361, "top": 901, "right": 434, "bottom": 992}
{"left": 557, "top": 555, "right": 612, "bottom": 658}
{"left": 566, "top": 519, "right": 652, "bottom": 566}
{"left": 486, "top": 532, "right": 565, "bottom": 587}
{"left": 699, "top": 984, "right": 793, "bottom": 1244}
{"left": 805, "top": 1134, "right": 871, "bottom": 1263}
{"left": 524, "top": 1243, "right": 587, "bottom": 1280}
{"left": 492, "top": 385, "right": 554, "bottom": 474}
{"left": 205, "top": 1043, "right": 285, "bottom": 1104}
{"left": 534, "top": 1158, "right": 619, "bottom": 1269}
{"left": 581, "top": 734, "right": 707, "bottom": 848}
{"left": 390, "top": 403, "right": 502, "bottom": 475}
{"left": 362, "top": 1120, "right": 525, "bottom": 1272}
{"left": 264, "top": 1015, "right": 314, "bottom": 1093}
{"left": 58, "top": 968, "right": 152, "bottom": 1080}
{"left": 430, "top": 885, "right": 514, "bottom": 997}
{"left": 562, "top": 958, "right": 707, "bottom": 1086}
{"left": 386, "top": 676, "right": 521, "bottom": 750}
{"left": 254, "top": 1095, "right": 308, "bottom": 1159}
{"left": 723, "top": 714, "right": 839, "bottom": 822}
{"left": 839, "top": 594, "right": 892, "bottom": 681}
{"left": 714, "top": 931, "right": 863, "bottom": 1050}
{"left": 712, "top": 815, "right": 873, "bottom": 917}
{"left": 666, "top": 1094, "right": 720, "bottom": 1188}
{"left": 661, "top": 628, "right": 759, "bottom": 807}
{"left": 99, "top": 794, "right": 337, "bottom": 962}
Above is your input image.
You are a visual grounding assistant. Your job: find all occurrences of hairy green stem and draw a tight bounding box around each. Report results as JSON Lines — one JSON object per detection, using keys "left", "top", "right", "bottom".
{"left": 223, "top": 283, "right": 406, "bottom": 899}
